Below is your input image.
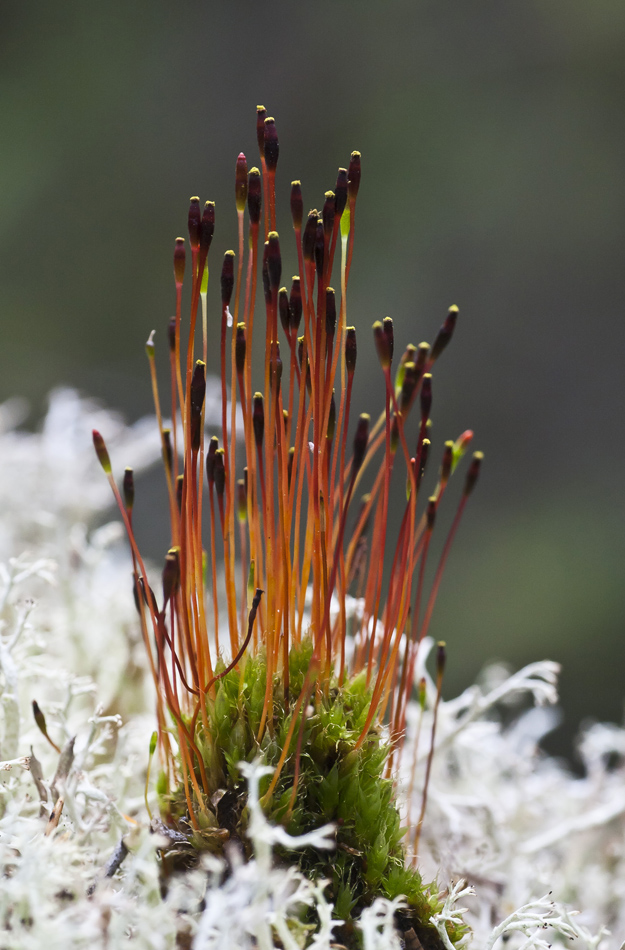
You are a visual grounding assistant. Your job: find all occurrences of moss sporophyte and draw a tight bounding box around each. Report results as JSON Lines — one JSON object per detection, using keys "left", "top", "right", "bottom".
{"left": 93, "top": 107, "right": 482, "bottom": 947}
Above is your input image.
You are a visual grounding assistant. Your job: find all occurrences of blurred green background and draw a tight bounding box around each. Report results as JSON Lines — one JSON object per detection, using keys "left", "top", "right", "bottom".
{"left": 2, "top": 1, "right": 624, "bottom": 759}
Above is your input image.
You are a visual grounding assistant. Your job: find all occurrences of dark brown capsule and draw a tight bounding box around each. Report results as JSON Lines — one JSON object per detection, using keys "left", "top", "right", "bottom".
{"left": 426, "top": 496, "right": 437, "bottom": 531}
{"left": 420, "top": 374, "right": 433, "bottom": 421}
{"left": 353, "top": 413, "right": 370, "bottom": 473}
{"left": 441, "top": 441, "right": 454, "bottom": 486}
{"left": 140, "top": 577, "right": 159, "bottom": 617}
{"left": 302, "top": 210, "right": 318, "bottom": 263}
{"left": 297, "top": 336, "right": 305, "bottom": 371}
{"left": 253, "top": 393, "right": 264, "bottom": 448}
{"left": 270, "top": 342, "right": 282, "bottom": 395}
{"left": 430, "top": 306, "right": 459, "bottom": 364}
{"left": 235, "top": 152, "right": 248, "bottom": 213}
{"left": 206, "top": 436, "right": 219, "bottom": 485}
{"left": 325, "top": 287, "right": 336, "bottom": 339}
{"left": 290, "top": 181, "right": 303, "bottom": 231}
{"left": 383, "top": 316, "right": 394, "bottom": 364}
{"left": 190, "top": 360, "right": 206, "bottom": 452}
{"left": 287, "top": 446, "right": 295, "bottom": 489}
{"left": 345, "top": 326, "right": 357, "bottom": 375}
{"left": 256, "top": 105, "right": 267, "bottom": 154}
{"left": 235, "top": 323, "right": 246, "bottom": 375}
{"left": 436, "top": 641, "right": 447, "bottom": 678}
{"left": 32, "top": 700, "right": 47, "bottom": 734}
{"left": 247, "top": 167, "right": 262, "bottom": 226}
{"left": 347, "top": 151, "right": 361, "bottom": 201}
{"left": 334, "top": 168, "right": 348, "bottom": 218}
{"left": 297, "top": 336, "right": 311, "bottom": 392}
{"left": 162, "top": 547, "right": 181, "bottom": 606}
{"left": 279, "top": 288, "right": 291, "bottom": 337}
{"left": 323, "top": 191, "right": 335, "bottom": 238}
{"left": 327, "top": 390, "right": 336, "bottom": 442}
{"left": 167, "top": 316, "right": 176, "bottom": 352}
{"left": 188, "top": 197, "right": 202, "bottom": 251}
{"left": 289, "top": 277, "right": 302, "bottom": 331}
{"left": 267, "top": 231, "right": 282, "bottom": 292}
{"left": 123, "top": 467, "right": 134, "bottom": 512}
{"left": 214, "top": 448, "right": 226, "bottom": 497}
{"left": 162, "top": 430, "right": 173, "bottom": 475}
{"left": 200, "top": 201, "right": 215, "bottom": 257}
{"left": 173, "top": 237, "right": 186, "bottom": 286}
{"left": 463, "top": 451, "right": 483, "bottom": 496}
{"left": 415, "top": 342, "right": 430, "bottom": 375}
{"left": 263, "top": 117, "right": 279, "bottom": 172}
{"left": 390, "top": 416, "right": 400, "bottom": 454}
{"left": 373, "top": 321, "right": 391, "bottom": 370}
{"left": 221, "top": 250, "right": 235, "bottom": 306}
{"left": 418, "top": 438, "right": 431, "bottom": 483}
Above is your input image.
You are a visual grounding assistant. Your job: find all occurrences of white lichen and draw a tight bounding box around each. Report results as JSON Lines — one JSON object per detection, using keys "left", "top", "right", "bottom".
{"left": 0, "top": 391, "right": 621, "bottom": 948}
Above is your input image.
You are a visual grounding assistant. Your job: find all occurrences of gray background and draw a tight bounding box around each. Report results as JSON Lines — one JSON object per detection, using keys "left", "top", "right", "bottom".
{"left": 2, "top": 1, "right": 624, "bottom": 758}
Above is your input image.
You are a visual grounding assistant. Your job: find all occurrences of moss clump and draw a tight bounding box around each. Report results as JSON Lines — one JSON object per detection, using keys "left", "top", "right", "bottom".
{"left": 158, "top": 640, "right": 463, "bottom": 948}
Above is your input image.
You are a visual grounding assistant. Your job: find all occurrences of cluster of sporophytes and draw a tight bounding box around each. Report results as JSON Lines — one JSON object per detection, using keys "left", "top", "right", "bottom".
{"left": 93, "top": 108, "right": 482, "bottom": 946}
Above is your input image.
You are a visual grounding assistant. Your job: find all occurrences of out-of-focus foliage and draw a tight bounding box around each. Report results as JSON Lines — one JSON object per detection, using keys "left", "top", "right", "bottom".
{"left": 1, "top": 0, "right": 624, "bottom": 753}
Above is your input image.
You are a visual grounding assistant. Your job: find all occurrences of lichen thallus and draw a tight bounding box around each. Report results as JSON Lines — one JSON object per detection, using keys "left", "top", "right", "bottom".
{"left": 93, "top": 107, "right": 481, "bottom": 942}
